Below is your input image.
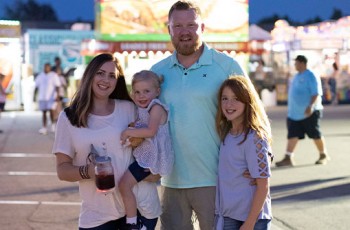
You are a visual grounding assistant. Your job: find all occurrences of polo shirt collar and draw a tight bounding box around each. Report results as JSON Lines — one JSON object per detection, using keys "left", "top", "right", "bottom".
{"left": 168, "top": 43, "right": 213, "bottom": 69}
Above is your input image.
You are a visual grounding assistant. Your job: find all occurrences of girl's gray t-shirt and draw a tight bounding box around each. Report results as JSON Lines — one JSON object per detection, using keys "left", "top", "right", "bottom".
{"left": 215, "top": 130, "right": 272, "bottom": 223}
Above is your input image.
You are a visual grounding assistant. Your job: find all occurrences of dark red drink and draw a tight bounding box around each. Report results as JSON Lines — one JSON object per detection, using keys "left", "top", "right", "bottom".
{"left": 94, "top": 155, "right": 115, "bottom": 193}
{"left": 95, "top": 174, "right": 115, "bottom": 192}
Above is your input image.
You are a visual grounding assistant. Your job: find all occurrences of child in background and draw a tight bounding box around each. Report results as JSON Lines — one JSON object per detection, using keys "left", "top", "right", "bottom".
{"left": 214, "top": 75, "right": 273, "bottom": 230}
{"left": 119, "top": 70, "right": 174, "bottom": 230}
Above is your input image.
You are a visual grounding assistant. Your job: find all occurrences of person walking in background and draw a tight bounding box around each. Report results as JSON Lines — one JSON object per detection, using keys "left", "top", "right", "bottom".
{"left": 328, "top": 62, "right": 338, "bottom": 105}
{"left": 119, "top": 70, "right": 174, "bottom": 230}
{"left": 253, "top": 59, "right": 266, "bottom": 97}
{"left": 52, "top": 53, "right": 161, "bottom": 230}
{"left": 0, "top": 73, "right": 8, "bottom": 133}
{"left": 52, "top": 56, "right": 68, "bottom": 107}
{"left": 34, "top": 63, "right": 61, "bottom": 135}
{"left": 51, "top": 56, "right": 63, "bottom": 74}
{"left": 150, "top": 1, "right": 246, "bottom": 229}
{"left": 214, "top": 76, "right": 272, "bottom": 230}
{"left": 276, "top": 55, "right": 330, "bottom": 167}
{"left": 54, "top": 68, "right": 67, "bottom": 119}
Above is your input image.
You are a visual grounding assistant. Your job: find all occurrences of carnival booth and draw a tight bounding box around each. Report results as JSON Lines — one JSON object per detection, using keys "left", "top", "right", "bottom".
{"left": 271, "top": 17, "right": 350, "bottom": 105}
{"left": 0, "top": 20, "right": 22, "bottom": 110}
{"left": 82, "top": 0, "right": 249, "bottom": 83}
{"left": 24, "top": 29, "right": 94, "bottom": 75}
{"left": 329, "top": 16, "right": 350, "bottom": 104}
{"left": 23, "top": 29, "right": 94, "bottom": 105}
{"left": 248, "top": 24, "right": 275, "bottom": 105}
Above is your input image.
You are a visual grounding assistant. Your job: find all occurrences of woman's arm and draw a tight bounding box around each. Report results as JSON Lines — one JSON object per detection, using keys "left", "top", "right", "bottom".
{"left": 240, "top": 178, "right": 269, "bottom": 230}
{"left": 55, "top": 153, "right": 95, "bottom": 182}
{"left": 121, "top": 104, "right": 166, "bottom": 142}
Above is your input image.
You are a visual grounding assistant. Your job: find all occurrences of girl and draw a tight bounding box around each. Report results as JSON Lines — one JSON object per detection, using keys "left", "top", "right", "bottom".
{"left": 214, "top": 75, "right": 273, "bottom": 230}
{"left": 119, "top": 70, "right": 174, "bottom": 229}
{"left": 52, "top": 54, "right": 161, "bottom": 230}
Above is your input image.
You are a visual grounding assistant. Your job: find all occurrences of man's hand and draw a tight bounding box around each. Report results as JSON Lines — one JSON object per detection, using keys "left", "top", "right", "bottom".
{"left": 243, "top": 170, "right": 257, "bottom": 185}
{"left": 305, "top": 106, "right": 313, "bottom": 117}
{"left": 144, "top": 173, "right": 161, "bottom": 183}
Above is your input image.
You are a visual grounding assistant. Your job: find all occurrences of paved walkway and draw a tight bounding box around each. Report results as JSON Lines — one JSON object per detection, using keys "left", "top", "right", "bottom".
{"left": 0, "top": 105, "right": 349, "bottom": 229}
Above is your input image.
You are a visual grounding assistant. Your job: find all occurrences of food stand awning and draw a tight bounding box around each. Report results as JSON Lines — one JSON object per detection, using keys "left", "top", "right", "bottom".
{"left": 249, "top": 24, "right": 271, "bottom": 41}
{"left": 81, "top": 39, "right": 250, "bottom": 55}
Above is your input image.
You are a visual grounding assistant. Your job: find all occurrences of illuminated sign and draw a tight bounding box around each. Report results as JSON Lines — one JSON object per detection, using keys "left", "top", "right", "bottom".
{"left": 95, "top": 0, "right": 248, "bottom": 42}
{"left": 0, "top": 20, "right": 21, "bottom": 38}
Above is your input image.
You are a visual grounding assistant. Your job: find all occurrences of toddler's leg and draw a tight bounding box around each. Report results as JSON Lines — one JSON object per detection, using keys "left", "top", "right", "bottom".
{"left": 120, "top": 161, "right": 151, "bottom": 228}
{"left": 119, "top": 170, "right": 138, "bottom": 220}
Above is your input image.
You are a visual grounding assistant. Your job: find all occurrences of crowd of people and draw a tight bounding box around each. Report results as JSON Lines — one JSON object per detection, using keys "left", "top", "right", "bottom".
{"left": 16, "top": 1, "right": 330, "bottom": 230}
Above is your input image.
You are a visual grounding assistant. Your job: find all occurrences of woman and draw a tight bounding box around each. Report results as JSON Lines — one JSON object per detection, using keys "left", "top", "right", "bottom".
{"left": 52, "top": 53, "right": 161, "bottom": 230}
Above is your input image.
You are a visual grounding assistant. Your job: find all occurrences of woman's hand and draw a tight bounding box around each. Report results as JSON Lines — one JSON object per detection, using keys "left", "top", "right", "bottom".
{"left": 121, "top": 123, "right": 144, "bottom": 148}
{"left": 120, "top": 130, "right": 129, "bottom": 144}
{"left": 128, "top": 137, "right": 144, "bottom": 148}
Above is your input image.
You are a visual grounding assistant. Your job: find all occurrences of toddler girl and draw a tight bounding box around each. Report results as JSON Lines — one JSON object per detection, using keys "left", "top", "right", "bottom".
{"left": 119, "top": 70, "right": 174, "bottom": 230}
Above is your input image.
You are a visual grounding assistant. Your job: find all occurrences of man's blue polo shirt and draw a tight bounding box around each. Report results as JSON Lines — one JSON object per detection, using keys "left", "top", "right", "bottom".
{"left": 288, "top": 69, "right": 323, "bottom": 120}
{"left": 150, "top": 43, "right": 245, "bottom": 188}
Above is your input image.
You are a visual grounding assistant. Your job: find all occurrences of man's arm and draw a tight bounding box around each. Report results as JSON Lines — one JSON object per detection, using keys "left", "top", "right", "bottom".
{"left": 33, "top": 87, "right": 38, "bottom": 102}
{"left": 305, "top": 95, "right": 318, "bottom": 116}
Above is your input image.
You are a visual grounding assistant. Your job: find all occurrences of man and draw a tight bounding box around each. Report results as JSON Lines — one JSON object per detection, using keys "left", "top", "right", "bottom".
{"left": 276, "top": 55, "right": 330, "bottom": 167}
{"left": 51, "top": 56, "right": 63, "bottom": 74}
{"left": 34, "top": 63, "right": 61, "bottom": 135}
{"left": 150, "top": 1, "right": 246, "bottom": 229}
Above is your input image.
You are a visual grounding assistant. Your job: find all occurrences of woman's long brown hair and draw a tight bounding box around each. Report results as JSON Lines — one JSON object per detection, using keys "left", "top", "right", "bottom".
{"left": 65, "top": 53, "right": 132, "bottom": 127}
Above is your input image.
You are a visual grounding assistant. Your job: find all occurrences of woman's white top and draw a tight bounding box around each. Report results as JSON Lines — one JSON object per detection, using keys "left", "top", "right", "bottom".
{"left": 52, "top": 99, "right": 161, "bottom": 228}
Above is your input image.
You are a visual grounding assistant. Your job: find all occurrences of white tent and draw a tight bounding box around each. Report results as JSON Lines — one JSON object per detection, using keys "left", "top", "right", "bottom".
{"left": 249, "top": 24, "right": 271, "bottom": 41}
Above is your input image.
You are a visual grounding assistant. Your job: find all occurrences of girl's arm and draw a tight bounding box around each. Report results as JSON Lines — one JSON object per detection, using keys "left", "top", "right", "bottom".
{"left": 240, "top": 178, "right": 269, "bottom": 230}
{"left": 55, "top": 153, "right": 95, "bottom": 182}
{"left": 121, "top": 104, "right": 167, "bottom": 141}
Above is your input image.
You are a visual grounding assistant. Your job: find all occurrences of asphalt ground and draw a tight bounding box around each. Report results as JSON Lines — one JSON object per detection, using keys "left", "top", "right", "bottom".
{"left": 0, "top": 104, "right": 349, "bottom": 230}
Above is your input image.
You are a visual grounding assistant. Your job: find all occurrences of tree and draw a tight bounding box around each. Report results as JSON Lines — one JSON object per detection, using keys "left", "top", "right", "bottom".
{"left": 330, "top": 8, "right": 343, "bottom": 20}
{"left": 305, "top": 16, "right": 323, "bottom": 25}
{"left": 256, "top": 8, "right": 345, "bottom": 29}
{"left": 4, "top": 0, "right": 58, "bottom": 21}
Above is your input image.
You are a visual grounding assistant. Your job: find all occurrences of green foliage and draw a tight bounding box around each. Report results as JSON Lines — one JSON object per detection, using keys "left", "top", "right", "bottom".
{"left": 256, "top": 8, "right": 345, "bottom": 28}
{"left": 4, "top": 0, "right": 58, "bottom": 21}
{"left": 330, "top": 8, "right": 343, "bottom": 20}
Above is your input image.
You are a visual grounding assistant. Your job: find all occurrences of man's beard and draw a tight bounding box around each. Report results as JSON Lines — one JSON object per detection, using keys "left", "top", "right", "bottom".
{"left": 172, "top": 38, "right": 201, "bottom": 56}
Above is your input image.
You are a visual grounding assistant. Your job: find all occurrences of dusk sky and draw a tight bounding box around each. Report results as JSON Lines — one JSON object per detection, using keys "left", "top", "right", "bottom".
{"left": 0, "top": 0, "right": 350, "bottom": 24}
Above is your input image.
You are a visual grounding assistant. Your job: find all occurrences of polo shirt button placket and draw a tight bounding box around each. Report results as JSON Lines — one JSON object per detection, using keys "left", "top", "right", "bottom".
{"left": 182, "top": 67, "right": 188, "bottom": 76}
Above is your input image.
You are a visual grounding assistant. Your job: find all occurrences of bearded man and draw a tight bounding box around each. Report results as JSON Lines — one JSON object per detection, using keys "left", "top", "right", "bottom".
{"left": 150, "top": 1, "right": 247, "bottom": 229}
